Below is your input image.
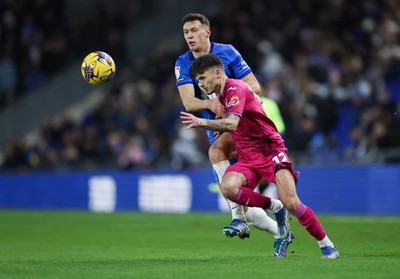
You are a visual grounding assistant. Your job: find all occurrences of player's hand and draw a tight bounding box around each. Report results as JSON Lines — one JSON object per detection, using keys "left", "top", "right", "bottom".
{"left": 180, "top": 111, "right": 200, "bottom": 129}
{"left": 209, "top": 97, "right": 226, "bottom": 118}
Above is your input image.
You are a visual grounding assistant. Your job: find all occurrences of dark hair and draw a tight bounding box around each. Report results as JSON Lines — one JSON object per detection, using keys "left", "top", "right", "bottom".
{"left": 190, "top": 53, "right": 223, "bottom": 77}
{"left": 182, "top": 13, "right": 210, "bottom": 27}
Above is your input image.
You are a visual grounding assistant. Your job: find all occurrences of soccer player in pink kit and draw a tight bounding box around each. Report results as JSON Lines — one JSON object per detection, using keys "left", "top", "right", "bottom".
{"left": 176, "top": 13, "right": 281, "bottom": 242}
{"left": 181, "top": 53, "right": 339, "bottom": 258}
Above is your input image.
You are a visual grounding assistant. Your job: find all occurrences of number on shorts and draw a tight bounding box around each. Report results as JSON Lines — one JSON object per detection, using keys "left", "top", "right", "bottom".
{"left": 272, "top": 152, "right": 287, "bottom": 164}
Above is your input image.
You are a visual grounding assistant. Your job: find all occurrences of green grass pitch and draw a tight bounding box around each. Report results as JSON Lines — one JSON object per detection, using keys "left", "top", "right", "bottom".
{"left": 0, "top": 211, "right": 399, "bottom": 279}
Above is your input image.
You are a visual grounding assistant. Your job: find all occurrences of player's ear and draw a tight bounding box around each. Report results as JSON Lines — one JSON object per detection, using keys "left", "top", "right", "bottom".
{"left": 206, "top": 28, "right": 211, "bottom": 38}
{"left": 216, "top": 68, "right": 221, "bottom": 77}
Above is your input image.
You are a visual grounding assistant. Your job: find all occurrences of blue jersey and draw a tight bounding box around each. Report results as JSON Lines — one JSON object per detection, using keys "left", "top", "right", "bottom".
{"left": 175, "top": 42, "right": 252, "bottom": 144}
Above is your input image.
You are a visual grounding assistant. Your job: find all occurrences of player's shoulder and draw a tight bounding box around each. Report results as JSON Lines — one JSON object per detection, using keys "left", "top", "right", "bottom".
{"left": 230, "top": 78, "right": 249, "bottom": 87}
{"left": 175, "top": 50, "right": 193, "bottom": 66}
{"left": 225, "top": 78, "right": 249, "bottom": 92}
{"left": 211, "top": 42, "right": 242, "bottom": 66}
{"left": 175, "top": 51, "right": 195, "bottom": 84}
{"left": 211, "top": 42, "right": 236, "bottom": 54}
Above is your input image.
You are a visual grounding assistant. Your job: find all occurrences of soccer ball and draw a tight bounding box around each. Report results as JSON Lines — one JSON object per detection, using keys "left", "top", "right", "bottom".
{"left": 81, "top": 51, "right": 116, "bottom": 85}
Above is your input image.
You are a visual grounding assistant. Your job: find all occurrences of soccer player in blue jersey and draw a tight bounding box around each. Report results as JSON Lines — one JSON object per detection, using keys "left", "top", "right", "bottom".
{"left": 175, "top": 13, "right": 286, "bottom": 246}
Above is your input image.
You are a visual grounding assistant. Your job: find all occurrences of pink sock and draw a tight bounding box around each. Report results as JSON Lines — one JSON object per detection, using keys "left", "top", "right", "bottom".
{"left": 233, "top": 187, "right": 271, "bottom": 209}
{"left": 293, "top": 203, "right": 326, "bottom": 241}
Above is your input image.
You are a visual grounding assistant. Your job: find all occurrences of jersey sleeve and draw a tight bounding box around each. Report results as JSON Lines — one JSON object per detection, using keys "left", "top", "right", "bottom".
{"left": 175, "top": 55, "right": 194, "bottom": 87}
{"left": 226, "top": 45, "right": 252, "bottom": 79}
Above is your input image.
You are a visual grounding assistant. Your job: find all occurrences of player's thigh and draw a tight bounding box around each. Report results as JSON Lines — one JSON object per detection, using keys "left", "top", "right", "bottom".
{"left": 226, "top": 161, "right": 262, "bottom": 191}
{"left": 208, "top": 132, "right": 236, "bottom": 163}
{"left": 275, "top": 169, "right": 300, "bottom": 211}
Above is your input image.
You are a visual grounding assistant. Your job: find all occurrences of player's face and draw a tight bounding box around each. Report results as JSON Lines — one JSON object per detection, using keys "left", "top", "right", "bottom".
{"left": 183, "top": 20, "right": 210, "bottom": 53}
{"left": 196, "top": 68, "right": 220, "bottom": 94}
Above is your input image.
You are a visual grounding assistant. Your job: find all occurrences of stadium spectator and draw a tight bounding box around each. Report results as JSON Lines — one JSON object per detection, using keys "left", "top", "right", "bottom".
{"left": 0, "top": 52, "right": 17, "bottom": 109}
{"left": 1, "top": 0, "right": 400, "bottom": 171}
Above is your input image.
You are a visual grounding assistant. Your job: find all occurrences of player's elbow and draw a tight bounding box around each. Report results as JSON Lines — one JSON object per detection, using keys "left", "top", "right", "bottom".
{"left": 225, "top": 122, "right": 238, "bottom": 132}
{"left": 223, "top": 115, "right": 240, "bottom": 132}
{"left": 252, "top": 83, "right": 261, "bottom": 95}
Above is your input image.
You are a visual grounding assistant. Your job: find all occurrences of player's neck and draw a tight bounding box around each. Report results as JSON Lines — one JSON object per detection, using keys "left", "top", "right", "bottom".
{"left": 218, "top": 76, "right": 227, "bottom": 96}
{"left": 192, "top": 41, "right": 211, "bottom": 58}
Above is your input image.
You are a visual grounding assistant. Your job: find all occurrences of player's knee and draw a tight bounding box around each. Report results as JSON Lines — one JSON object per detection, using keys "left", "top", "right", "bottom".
{"left": 209, "top": 134, "right": 235, "bottom": 164}
{"left": 220, "top": 176, "right": 239, "bottom": 200}
{"left": 220, "top": 187, "right": 234, "bottom": 200}
{"left": 220, "top": 183, "right": 234, "bottom": 200}
{"left": 208, "top": 144, "right": 227, "bottom": 164}
{"left": 280, "top": 196, "right": 300, "bottom": 213}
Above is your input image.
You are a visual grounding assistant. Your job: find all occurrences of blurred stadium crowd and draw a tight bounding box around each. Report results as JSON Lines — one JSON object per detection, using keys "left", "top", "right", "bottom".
{"left": 1, "top": 0, "right": 400, "bottom": 171}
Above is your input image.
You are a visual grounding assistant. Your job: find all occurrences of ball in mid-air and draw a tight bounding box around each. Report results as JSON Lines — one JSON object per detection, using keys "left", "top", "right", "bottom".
{"left": 81, "top": 51, "right": 116, "bottom": 85}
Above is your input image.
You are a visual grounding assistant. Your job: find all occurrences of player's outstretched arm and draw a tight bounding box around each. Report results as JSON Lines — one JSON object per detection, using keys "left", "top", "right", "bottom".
{"left": 181, "top": 112, "right": 239, "bottom": 132}
{"left": 178, "top": 84, "right": 225, "bottom": 116}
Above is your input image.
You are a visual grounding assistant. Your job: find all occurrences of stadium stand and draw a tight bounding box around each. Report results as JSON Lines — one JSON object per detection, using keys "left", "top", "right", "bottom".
{"left": 1, "top": 0, "right": 400, "bottom": 171}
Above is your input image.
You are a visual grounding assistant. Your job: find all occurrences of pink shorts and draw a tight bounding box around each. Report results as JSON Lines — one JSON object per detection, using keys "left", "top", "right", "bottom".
{"left": 226, "top": 142, "right": 299, "bottom": 190}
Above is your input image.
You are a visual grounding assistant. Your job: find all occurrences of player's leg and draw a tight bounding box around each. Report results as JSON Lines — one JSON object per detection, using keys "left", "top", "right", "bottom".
{"left": 275, "top": 166, "right": 339, "bottom": 259}
{"left": 210, "top": 133, "right": 249, "bottom": 238}
{"left": 252, "top": 179, "right": 279, "bottom": 238}
{"left": 244, "top": 207, "right": 279, "bottom": 238}
{"left": 258, "top": 179, "right": 279, "bottom": 199}
{"left": 210, "top": 133, "right": 278, "bottom": 239}
{"left": 222, "top": 162, "right": 293, "bottom": 257}
{"left": 220, "top": 168, "right": 289, "bottom": 242}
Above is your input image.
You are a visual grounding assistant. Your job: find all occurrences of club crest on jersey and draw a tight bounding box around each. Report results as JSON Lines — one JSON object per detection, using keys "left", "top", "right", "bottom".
{"left": 175, "top": 66, "right": 181, "bottom": 80}
{"left": 227, "top": 95, "right": 240, "bottom": 108}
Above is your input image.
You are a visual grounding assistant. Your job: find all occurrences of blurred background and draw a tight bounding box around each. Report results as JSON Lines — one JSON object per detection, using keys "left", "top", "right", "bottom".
{"left": 0, "top": 0, "right": 399, "bottom": 214}
{"left": 1, "top": 0, "right": 400, "bottom": 172}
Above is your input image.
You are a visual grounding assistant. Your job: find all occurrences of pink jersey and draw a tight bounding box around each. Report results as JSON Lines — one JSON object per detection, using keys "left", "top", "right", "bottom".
{"left": 222, "top": 78, "right": 285, "bottom": 161}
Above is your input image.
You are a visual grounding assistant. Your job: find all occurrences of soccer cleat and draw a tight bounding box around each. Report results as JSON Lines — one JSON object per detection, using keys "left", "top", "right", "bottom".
{"left": 273, "top": 230, "right": 294, "bottom": 257}
{"left": 274, "top": 207, "right": 290, "bottom": 238}
{"left": 222, "top": 219, "right": 250, "bottom": 239}
{"left": 321, "top": 246, "right": 340, "bottom": 259}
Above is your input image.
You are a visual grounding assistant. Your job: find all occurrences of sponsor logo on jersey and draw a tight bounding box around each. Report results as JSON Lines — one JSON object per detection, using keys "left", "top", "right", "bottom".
{"left": 227, "top": 95, "right": 240, "bottom": 108}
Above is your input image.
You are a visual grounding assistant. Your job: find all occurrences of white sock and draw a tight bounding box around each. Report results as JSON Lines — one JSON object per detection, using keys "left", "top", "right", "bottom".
{"left": 318, "top": 235, "right": 335, "bottom": 248}
{"left": 228, "top": 200, "right": 246, "bottom": 220}
{"left": 269, "top": 198, "right": 283, "bottom": 213}
{"left": 212, "top": 160, "right": 230, "bottom": 183}
{"left": 262, "top": 182, "right": 279, "bottom": 199}
{"left": 245, "top": 207, "right": 280, "bottom": 238}
{"left": 213, "top": 160, "right": 246, "bottom": 221}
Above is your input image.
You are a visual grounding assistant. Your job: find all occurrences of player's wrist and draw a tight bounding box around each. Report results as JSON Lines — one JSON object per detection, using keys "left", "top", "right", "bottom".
{"left": 198, "top": 118, "right": 206, "bottom": 127}
{"left": 204, "top": 99, "right": 213, "bottom": 110}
